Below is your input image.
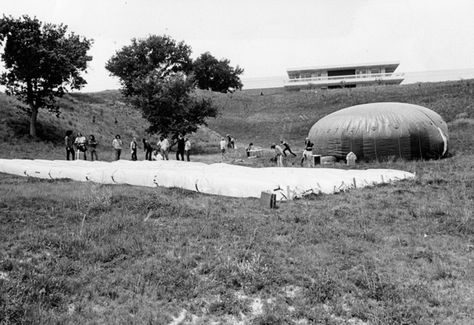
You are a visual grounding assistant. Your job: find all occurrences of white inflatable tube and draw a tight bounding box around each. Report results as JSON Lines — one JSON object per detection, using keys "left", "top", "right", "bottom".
{"left": 0, "top": 159, "right": 415, "bottom": 200}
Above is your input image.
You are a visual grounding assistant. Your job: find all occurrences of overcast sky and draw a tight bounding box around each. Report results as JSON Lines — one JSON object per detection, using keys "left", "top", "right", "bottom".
{"left": 1, "top": 0, "right": 474, "bottom": 91}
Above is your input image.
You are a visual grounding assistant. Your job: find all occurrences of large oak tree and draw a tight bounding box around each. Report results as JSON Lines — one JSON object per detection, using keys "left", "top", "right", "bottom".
{"left": 0, "top": 15, "right": 92, "bottom": 137}
{"left": 105, "top": 35, "right": 192, "bottom": 97}
{"left": 130, "top": 73, "right": 216, "bottom": 136}
{"left": 106, "top": 35, "right": 218, "bottom": 138}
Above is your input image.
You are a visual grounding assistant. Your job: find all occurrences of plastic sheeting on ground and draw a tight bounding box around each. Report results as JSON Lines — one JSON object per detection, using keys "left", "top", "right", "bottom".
{"left": 0, "top": 159, "right": 415, "bottom": 200}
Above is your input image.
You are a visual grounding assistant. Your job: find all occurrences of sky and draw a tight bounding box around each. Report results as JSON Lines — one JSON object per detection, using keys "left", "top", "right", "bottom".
{"left": 1, "top": 0, "right": 474, "bottom": 91}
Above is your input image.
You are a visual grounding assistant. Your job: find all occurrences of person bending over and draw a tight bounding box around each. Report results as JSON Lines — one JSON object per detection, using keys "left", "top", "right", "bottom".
{"left": 281, "top": 140, "right": 297, "bottom": 157}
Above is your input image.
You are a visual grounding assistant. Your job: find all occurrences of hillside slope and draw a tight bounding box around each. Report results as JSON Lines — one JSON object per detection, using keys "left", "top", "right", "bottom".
{"left": 204, "top": 80, "right": 474, "bottom": 152}
{"left": 0, "top": 91, "right": 221, "bottom": 160}
{"left": 0, "top": 79, "right": 473, "bottom": 159}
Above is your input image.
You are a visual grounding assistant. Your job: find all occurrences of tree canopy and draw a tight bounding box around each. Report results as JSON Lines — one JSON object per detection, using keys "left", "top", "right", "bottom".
{"left": 192, "top": 52, "right": 243, "bottom": 93}
{"left": 0, "top": 15, "right": 92, "bottom": 137}
{"left": 130, "top": 73, "right": 217, "bottom": 136}
{"left": 105, "top": 35, "right": 192, "bottom": 97}
{"left": 106, "top": 35, "right": 227, "bottom": 138}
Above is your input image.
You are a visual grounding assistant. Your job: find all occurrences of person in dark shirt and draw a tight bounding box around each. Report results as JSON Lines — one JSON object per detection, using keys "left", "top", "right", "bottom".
{"left": 301, "top": 138, "right": 314, "bottom": 167}
{"left": 65, "top": 130, "right": 75, "bottom": 160}
{"left": 280, "top": 140, "right": 297, "bottom": 157}
{"left": 143, "top": 138, "right": 153, "bottom": 161}
{"left": 176, "top": 133, "right": 185, "bottom": 161}
{"left": 89, "top": 135, "right": 98, "bottom": 161}
{"left": 246, "top": 143, "right": 254, "bottom": 157}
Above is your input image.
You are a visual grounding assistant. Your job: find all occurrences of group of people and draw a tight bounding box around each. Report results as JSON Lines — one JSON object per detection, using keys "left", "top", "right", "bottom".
{"left": 244, "top": 138, "right": 314, "bottom": 167}
{"left": 65, "top": 131, "right": 192, "bottom": 162}
{"left": 220, "top": 135, "right": 237, "bottom": 159}
{"left": 65, "top": 129, "right": 313, "bottom": 167}
{"left": 65, "top": 130, "right": 98, "bottom": 161}
{"left": 148, "top": 134, "right": 191, "bottom": 162}
{"left": 271, "top": 138, "right": 314, "bottom": 167}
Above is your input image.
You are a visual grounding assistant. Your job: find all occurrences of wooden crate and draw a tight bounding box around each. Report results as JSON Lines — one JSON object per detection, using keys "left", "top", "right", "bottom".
{"left": 260, "top": 191, "right": 277, "bottom": 209}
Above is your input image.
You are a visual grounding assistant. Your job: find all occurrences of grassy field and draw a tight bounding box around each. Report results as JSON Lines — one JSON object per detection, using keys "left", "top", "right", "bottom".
{"left": 1, "top": 80, "right": 474, "bottom": 324}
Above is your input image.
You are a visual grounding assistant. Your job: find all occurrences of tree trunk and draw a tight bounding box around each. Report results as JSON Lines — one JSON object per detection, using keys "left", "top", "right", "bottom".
{"left": 29, "top": 106, "right": 38, "bottom": 138}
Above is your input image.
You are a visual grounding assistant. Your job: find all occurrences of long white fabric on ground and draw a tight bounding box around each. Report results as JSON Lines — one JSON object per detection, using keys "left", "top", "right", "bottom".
{"left": 0, "top": 159, "right": 415, "bottom": 200}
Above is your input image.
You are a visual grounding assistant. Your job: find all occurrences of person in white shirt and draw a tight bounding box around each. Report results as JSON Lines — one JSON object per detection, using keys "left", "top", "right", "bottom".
{"left": 157, "top": 136, "right": 169, "bottom": 160}
{"left": 74, "top": 132, "right": 88, "bottom": 160}
{"left": 271, "top": 143, "right": 284, "bottom": 167}
{"left": 220, "top": 137, "right": 227, "bottom": 160}
{"left": 184, "top": 138, "right": 191, "bottom": 161}
{"left": 130, "top": 137, "right": 138, "bottom": 161}
{"left": 112, "top": 134, "right": 123, "bottom": 160}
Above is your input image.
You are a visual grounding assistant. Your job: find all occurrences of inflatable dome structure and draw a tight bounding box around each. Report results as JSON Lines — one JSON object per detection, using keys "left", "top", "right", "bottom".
{"left": 308, "top": 102, "right": 449, "bottom": 161}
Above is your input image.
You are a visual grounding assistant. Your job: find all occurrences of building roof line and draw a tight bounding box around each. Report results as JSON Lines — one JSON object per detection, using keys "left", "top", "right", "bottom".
{"left": 287, "top": 61, "right": 400, "bottom": 73}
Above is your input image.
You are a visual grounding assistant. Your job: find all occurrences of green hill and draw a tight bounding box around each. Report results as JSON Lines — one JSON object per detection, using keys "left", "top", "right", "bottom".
{"left": 204, "top": 80, "right": 474, "bottom": 153}
{"left": 0, "top": 79, "right": 473, "bottom": 159}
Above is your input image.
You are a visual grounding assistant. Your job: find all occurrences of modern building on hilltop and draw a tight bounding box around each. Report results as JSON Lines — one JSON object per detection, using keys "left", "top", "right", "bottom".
{"left": 284, "top": 61, "right": 404, "bottom": 91}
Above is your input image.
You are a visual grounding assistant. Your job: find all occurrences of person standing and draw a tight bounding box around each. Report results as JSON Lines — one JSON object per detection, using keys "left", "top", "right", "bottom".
{"left": 281, "top": 140, "right": 297, "bottom": 157}
{"left": 246, "top": 143, "right": 254, "bottom": 157}
{"left": 158, "top": 136, "right": 169, "bottom": 160}
{"left": 130, "top": 137, "right": 138, "bottom": 161}
{"left": 301, "top": 137, "right": 314, "bottom": 167}
{"left": 143, "top": 138, "right": 153, "bottom": 161}
{"left": 271, "top": 143, "right": 284, "bottom": 167}
{"left": 226, "top": 134, "right": 233, "bottom": 149}
{"left": 112, "top": 134, "right": 123, "bottom": 160}
{"left": 74, "top": 132, "right": 87, "bottom": 160}
{"left": 65, "top": 130, "right": 75, "bottom": 160}
{"left": 89, "top": 135, "right": 98, "bottom": 161}
{"left": 184, "top": 137, "right": 191, "bottom": 161}
{"left": 220, "top": 137, "right": 227, "bottom": 160}
{"left": 176, "top": 134, "right": 185, "bottom": 161}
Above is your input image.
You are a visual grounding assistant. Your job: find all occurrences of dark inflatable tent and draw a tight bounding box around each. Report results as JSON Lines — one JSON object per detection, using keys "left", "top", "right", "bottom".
{"left": 308, "top": 102, "right": 449, "bottom": 161}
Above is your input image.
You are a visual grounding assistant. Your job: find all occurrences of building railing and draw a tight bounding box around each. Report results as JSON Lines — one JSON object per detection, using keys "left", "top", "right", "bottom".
{"left": 287, "top": 72, "right": 405, "bottom": 83}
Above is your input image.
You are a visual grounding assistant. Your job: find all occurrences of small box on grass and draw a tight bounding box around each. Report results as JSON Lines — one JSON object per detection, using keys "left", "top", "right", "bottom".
{"left": 312, "top": 154, "right": 321, "bottom": 165}
{"left": 260, "top": 191, "right": 277, "bottom": 209}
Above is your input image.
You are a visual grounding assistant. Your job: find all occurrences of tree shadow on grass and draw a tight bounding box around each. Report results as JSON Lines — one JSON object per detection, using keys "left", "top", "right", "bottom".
{"left": 6, "top": 117, "right": 68, "bottom": 144}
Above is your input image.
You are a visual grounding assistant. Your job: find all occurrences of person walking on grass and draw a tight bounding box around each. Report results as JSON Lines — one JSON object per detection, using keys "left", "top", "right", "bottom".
{"left": 184, "top": 137, "right": 191, "bottom": 161}
{"left": 158, "top": 136, "right": 169, "bottom": 160}
{"left": 65, "top": 130, "right": 75, "bottom": 160}
{"left": 112, "top": 134, "right": 123, "bottom": 160}
{"left": 301, "top": 137, "right": 314, "bottom": 167}
{"left": 74, "top": 132, "right": 87, "bottom": 160}
{"left": 176, "top": 133, "right": 185, "bottom": 161}
{"left": 130, "top": 137, "right": 138, "bottom": 161}
{"left": 220, "top": 137, "right": 227, "bottom": 160}
{"left": 271, "top": 143, "right": 284, "bottom": 167}
{"left": 143, "top": 138, "right": 153, "bottom": 161}
{"left": 89, "top": 135, "right": 98, "bottom": 161}
{"left": 281, "top": 140, "right": 297, "bottom": 157}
